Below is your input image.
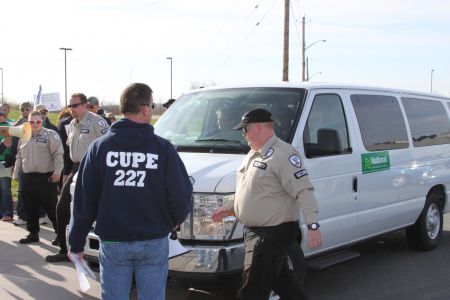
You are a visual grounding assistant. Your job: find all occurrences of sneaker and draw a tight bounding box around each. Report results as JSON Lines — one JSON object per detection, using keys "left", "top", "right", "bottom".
{"left": 19, "top": 234, "right": 39, "bottom": 244}
{"left": 51, "top": 238, "right": 59, "bottom": 246}
{"left": 39, "top": 218, "right": 48, "bottom": 225}
{"left": 13, "top": 218, "right": 26, "bottom": 226}
{"left": 1, "top": 216, "right": 13, "bottom": 222}
{"left": 45, "top": 252, "right": 70, "bottom": 263}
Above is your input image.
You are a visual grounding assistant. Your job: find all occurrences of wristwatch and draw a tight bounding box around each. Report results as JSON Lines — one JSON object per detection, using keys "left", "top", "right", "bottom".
{"left": 307, "top": 223, "right": 320, "bottom": 230}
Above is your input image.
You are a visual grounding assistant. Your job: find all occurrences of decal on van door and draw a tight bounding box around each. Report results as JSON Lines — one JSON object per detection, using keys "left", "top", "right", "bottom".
{"left": 361, "top": 151, "right": 390, "bottom": 174}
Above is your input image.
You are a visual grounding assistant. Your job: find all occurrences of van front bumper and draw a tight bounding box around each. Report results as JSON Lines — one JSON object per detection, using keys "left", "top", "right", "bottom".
{"left": 169, "top": 243, "right": 245, "bottom": 289}
{"left": 82, "top": 231, "right": 245, "bottom": 288}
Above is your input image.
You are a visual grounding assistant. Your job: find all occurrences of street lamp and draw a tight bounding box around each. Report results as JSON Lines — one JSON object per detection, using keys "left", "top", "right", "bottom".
{"left": 59, "top": 47, "right": 72, "bottom": 107}
{"left": 431, "top": 69, "right": 435, "bottom": 93}
{"left": 166, "top": 57, "right": 173, "bottom": 99}
{"left": 302, "top": 39, "right": 326, "bottom": 81}
{"left": 0, "top": 68, "right": 3, "bottom": 103}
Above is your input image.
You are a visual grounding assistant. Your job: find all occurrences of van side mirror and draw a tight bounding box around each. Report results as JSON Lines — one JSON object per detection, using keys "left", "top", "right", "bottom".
{"left": 304, "top": 128, "right": 342, "bottom": 158}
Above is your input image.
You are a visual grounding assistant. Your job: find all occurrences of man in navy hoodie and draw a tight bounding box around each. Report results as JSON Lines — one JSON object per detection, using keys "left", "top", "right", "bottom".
{"left": 68, "top": 83, "right": 192, "bottom": 300}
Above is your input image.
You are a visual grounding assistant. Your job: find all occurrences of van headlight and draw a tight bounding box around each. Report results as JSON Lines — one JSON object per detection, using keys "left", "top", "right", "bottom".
{"left": 179, "top": 193, "right": 239, "bottom": 241}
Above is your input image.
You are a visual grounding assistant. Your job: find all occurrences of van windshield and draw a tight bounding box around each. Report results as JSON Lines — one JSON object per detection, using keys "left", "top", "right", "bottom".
{"left": 154, "top": 87, "right": 307, "bottom": 153}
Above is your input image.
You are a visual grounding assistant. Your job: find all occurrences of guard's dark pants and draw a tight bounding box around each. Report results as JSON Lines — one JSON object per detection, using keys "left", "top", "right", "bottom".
{"left": 22, "top": 172, "right": 58, "bottom": 235}
{"left": 237, "top": 221, "right": 308, "bottom": 300}
{"left": 56, "top": 163, "right": 79, "bottom": 253}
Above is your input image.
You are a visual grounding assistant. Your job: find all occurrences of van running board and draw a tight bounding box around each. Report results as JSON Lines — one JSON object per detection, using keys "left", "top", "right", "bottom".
{"left": 307, "top": 249, "right": 360, "bottom": 270}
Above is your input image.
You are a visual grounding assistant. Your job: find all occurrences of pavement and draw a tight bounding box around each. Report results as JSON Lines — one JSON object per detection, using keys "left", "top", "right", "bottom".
{"left": 0, "top": 218, "right": 101, "bottom": 299}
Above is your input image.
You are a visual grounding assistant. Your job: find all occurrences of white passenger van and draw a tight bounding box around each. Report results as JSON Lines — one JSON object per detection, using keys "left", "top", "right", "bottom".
{"left": 77, "top": 83, "right": 450, "bottom": 292}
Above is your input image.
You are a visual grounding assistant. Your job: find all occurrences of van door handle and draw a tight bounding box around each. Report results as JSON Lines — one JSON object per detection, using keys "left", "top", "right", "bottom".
{"left": 352, "top": 177, "right": 358, "bottom": 193}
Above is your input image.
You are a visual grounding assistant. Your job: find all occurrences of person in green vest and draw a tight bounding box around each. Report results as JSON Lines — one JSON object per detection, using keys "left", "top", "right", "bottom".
{"left": 0, "top": 109, "right": 14, "bottom": 222}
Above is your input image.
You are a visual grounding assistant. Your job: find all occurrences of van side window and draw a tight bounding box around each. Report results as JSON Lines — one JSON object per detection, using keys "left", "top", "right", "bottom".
{"left": 351, "top": 94, "right": 409, "bottom": 151}
{"left": 303, "top": 94, "right": 351, "bottom": 158}
{"left": 402, "top": 97, "right": 450, "bottom": 147}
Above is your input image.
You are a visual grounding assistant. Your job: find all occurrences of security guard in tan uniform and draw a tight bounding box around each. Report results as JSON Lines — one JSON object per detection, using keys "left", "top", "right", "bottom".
{"left": 213, "top": 107, "right": 323, "bottom": 300}
{"left": 46, "top": 93, "right": 109, "bottom": 262}
{"left": 14, "top": 111, "right": 63, "bottom": 244}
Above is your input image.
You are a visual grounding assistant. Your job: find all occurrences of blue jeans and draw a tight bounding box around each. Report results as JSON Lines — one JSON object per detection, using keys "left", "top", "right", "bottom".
{"left": 0, "top": 176, "right": 13, "bottom": 217}
{"left": 99, "top": 237, "right": 168, "bottom": 300}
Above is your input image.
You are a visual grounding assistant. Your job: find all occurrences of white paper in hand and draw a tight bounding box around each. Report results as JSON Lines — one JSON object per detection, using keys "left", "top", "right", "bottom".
{"left": 168, "top": 234, "right": 189, "bottom": 258}
{"left": 69, "top": 253, "right": 97, "bottom": 292}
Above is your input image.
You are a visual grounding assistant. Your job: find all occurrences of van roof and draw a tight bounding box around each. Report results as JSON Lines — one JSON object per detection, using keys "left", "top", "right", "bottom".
{"left": 184, "top": 82, "right": 450, "bottom": 101}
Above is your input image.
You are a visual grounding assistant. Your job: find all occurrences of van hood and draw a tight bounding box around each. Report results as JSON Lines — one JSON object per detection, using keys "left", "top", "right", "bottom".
{"left": 179, "top": 152, "right": 243, "bottom": 193}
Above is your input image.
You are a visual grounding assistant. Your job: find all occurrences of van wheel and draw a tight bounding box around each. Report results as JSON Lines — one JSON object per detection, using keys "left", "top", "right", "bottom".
{"left": 406, "top": 192, "right": 443, "bottom": 251}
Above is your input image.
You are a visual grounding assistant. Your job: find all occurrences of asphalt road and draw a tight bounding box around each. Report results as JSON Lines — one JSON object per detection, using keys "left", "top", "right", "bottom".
{"left": 1, "top": 215, "right": 449, "bottom": 299}
{"left": 168, "top": 214, "right": 450, "bottom": 300}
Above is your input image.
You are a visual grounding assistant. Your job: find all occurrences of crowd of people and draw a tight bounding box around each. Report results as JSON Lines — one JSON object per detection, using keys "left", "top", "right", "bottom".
{"left": 0, "top": 85, "right": 322, "bottom": 299}
{"left": 0, "top": 98, "right": 116, "bottom": 245}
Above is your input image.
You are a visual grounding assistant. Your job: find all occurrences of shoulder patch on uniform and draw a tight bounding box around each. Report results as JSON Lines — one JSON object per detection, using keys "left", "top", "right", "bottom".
{"left": 294, "top": 169, "right": 307, "bottom": 179}
{"left": 98, "top": 119, "right": 107, "bottom": 128}
{"left": 53, "top": 134, "right": 60, "bottom": 142}
{"left": 289, "top": 155, "right": 302, "bottom": 168}
{"left": 101, "top": 128, "right": 109, "bottom": 135}
{"left": 253, "top": 161, "right": 267, "bottom": 170}
{"left": 263, "top": 148, "right": 274, "bottom": 158}
{"left": 85, "top": 119, "right": 91, "bottom": 128}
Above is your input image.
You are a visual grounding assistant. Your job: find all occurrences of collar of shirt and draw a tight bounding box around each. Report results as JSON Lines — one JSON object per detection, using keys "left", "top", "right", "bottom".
{"left": 259, "top": 134, "right": 277, "bottom": 157}
{"left": 31, "top": 128, "right": 45, "bottom": 138}
{"left": 75, "top": 111, "right": 92, "bottom": 129}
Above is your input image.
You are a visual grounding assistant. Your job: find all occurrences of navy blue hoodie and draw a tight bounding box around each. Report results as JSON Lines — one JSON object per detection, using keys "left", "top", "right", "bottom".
{"left": 69, "top": 118, "right": 192, "bottom": 253}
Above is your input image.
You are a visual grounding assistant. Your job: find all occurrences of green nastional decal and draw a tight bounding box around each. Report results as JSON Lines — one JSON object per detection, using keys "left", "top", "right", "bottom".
{"left": 361, "top": 151, "right": 390, "bottom": 174}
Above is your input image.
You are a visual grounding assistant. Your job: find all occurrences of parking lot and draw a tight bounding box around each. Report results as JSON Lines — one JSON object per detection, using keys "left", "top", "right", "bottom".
{"left": 1, "top": 215, "right": 450, "bottom": 299}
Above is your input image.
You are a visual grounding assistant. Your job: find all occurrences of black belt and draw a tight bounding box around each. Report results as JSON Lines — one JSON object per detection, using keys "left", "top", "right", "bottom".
{"left": 23, "top": 171, "right": 53, "bottom": 177}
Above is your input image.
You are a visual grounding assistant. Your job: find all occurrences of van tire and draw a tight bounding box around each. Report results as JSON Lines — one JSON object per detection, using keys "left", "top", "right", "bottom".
{"left": 406, "top": 191, "right": 443, "bottom": 251}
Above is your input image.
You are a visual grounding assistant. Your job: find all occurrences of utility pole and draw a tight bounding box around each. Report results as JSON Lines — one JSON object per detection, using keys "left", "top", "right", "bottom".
{"left": 282, "top": 0, "right": 289, "bottom": 81}
{"left": 59, "top": 47, "right": 72, "bottom": 107}
{"left": 301, "top": 16, "right": 306, "bottom": 81}
{"left": 0, "top": 68, "right": 3, "bottom": 103}
{"left": 431, "top": 69, "right": 435, "bottom": 93}
{"left": 166, "top": 57, "right": 173, "bottom": 99}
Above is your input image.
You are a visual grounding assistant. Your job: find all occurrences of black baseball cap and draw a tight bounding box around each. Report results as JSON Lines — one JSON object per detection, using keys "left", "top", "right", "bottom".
{"left": 233, "top": 107, "right": 273, "bottom": 130}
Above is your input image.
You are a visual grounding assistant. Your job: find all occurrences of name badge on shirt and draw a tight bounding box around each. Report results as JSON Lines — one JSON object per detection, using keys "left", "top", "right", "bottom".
{"left": 81, "top": 128, "right": 90, "bottom": 134}
{"left": 253, "top": 161, "right": 267, "bottom": 170}
{"left": 294, "top": 169, "right": 308, "bottom": 179}
{"left": 36, "top": 138, "right": 47, "bottom": 143}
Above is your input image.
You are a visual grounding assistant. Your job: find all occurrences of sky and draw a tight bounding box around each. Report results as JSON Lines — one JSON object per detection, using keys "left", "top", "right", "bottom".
{"left": 0, "top": 0, "right": 449, "bottom": 106}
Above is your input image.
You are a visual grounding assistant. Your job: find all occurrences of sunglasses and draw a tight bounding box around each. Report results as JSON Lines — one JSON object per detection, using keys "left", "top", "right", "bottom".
{"left": 142, "top": 103, "right": 156, "bottom": 109}
{"left": 21, "top": 108, "right": 30, "bottom": 112}
{"left": 29, "top": 120, "right": 42, "bottom": 125}
{"left": 68, "top": 102, "right": 83, "bottom": 108}
{"left": 88, "top": 105, "right": 96, "bottom": 109}
{"left": 242, "top": 124, "right": 255, "bottom": 133}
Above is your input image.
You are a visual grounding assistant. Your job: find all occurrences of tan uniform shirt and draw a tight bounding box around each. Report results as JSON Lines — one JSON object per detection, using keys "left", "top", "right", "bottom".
{"left": 67, "top": 111, "right": 109, "bottom": 163}
{"left": 232, "top": 134, "right": 319, "bottom": 227}
{"left": 14, "top": 128, "right": 64, "bottom": 176}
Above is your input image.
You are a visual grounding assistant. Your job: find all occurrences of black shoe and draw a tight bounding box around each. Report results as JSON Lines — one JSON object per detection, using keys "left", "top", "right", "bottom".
{"left": 45, "top": 252, "right": 70, "bottom": 263}
{"left": 19, "top": 234, "right": 39, "bottom": 244}
{"left": 51, "top": 238, "right": 59, "bottom": 246}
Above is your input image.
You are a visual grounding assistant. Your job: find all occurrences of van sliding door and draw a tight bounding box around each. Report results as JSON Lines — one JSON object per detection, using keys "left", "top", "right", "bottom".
{"left": 300, "top": 91, "right": 358, "bottom": 254}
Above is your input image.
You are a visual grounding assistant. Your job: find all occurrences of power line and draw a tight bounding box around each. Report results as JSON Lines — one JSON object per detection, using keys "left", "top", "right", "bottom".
{"left": 209, "top": 0, "right": 280, "bottom": 79}
{"left": 202, "top": 1, "right": 264, "bottom": 80}
{"left": 193, "top": 0, "right": 241, "bottom": 78}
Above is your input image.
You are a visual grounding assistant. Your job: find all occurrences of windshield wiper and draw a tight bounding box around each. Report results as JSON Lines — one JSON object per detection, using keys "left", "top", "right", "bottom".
{"left": 195, "top": 138, "right": 248, "bottom": 148}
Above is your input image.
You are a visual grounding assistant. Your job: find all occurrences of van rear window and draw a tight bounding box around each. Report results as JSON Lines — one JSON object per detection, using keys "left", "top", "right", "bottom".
{"left": 351, "top": 94, "right": 409, "bottom": 151}
{"left": 402, "top": 97, "right": 450, "bottom": 147}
